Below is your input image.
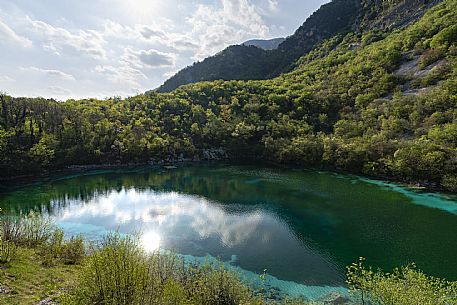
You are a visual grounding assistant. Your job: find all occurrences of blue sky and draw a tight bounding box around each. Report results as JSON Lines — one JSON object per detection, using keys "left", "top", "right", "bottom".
{"left": 0, "top": 0, "right": 328, "bottom": 99}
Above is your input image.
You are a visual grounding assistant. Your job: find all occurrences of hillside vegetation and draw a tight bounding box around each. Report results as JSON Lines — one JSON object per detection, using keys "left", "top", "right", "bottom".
{"left": 1, "top": 0, "right": 457, "bottom": 192}
{"left": 157, "top": 0, "right": 442, "bottom": 92}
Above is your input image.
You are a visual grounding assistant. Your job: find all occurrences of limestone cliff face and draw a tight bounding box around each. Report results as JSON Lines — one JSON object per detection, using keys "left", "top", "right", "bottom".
{"left": 355, "top": 0, "right": 443, "bottom": 31}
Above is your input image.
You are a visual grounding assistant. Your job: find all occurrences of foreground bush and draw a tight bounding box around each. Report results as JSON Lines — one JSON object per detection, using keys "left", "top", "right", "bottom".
{"left": 1, "top": 212, "right": 55, "bottom": 246}
{"left": 0, "top": 237, "right": 16, "bottom": 264}
{"left": 347, "top": 258, "right": 457, "bottom": 305}
{"left": 0, "top": 212, "right": 85, "bottom": 266}
{"left": 75, "top": 233, "right": 265, "bottom": 305}
{"left": 40, "top": 229, "right": 85, "bottom": 266}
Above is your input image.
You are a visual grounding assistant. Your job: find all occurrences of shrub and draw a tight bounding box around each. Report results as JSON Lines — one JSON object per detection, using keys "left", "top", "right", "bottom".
{"left": 0, "top": 212, "right": 56, "bottom": 247}
{"left": 0, "top": 216, "right": 23, "bottom": 243}
{"left": 75, "top": 233, "right": 266, "bottom": 305}
{"left": 418, "top": 49, "right": 444, "bottom": 69}
{"left": 347, "top": 258, "right": 457, "bottom": 305}
{"left": 0, "top": 237, "right": 16, "bottom": 264}
{"left": 442, "top": 175, "right": 457, "bottom": 192}
{"left": 39, "top": 229, "right": 85, "bottom": 266}
{"left": 430, "top": 24, "right": 457, "bottom": 50}
{"left": 61, "top": 236, "right": 85, "bottom": 265}
{"left": 76, "top": 233, "right": 151, "bottom": 305}
{"left": 184, "top": 263, "right": 255, "bottom": 305}
{"left": 40, "top": 228, "right": 65, "bottom": 267}
{"left": 1, "top": 213, "right": 85, "bottom": 266}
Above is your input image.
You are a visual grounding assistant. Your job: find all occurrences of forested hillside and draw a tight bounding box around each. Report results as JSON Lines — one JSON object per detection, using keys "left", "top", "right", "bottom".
{"left": 1, "top": 0, "right": 456, "bottom": 191}
{"left": 157, "top": 0, "right": 442, "bottom": 92}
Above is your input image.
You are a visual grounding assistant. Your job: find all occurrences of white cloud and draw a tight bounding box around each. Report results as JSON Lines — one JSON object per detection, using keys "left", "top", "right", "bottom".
{"left": 95, "top": 64, "right": 147, "bottom": 87}
{"left": 267, "top": 0, "right": 279, "bottom": 12}
{"left": 170, "top": 39, "right": 200, "bottom": 52}
{"left": 103, "top": 20, "right": 168, "bottom": 43}
{"left": 46, "top": 86, "right": 71, "bottom": 96}
{"left": 0, "top": 75, "right": 14, "bottom": 82}
{"left": 122, "top": 48, "right": 176, "bottom": 69}
{"left": 186, "top": 0, "right": 270, "bottom": 59}
{"left": 94, "top": 47, "right": 174, "bottom": 88}
{"left": 136, "top": 49, "right": 175, "bottom": 67}
{"left": 220, "top": 0, "right": 270, "bottom": 34}
{"left": 22, "top": 66, "right": 75, "bottom": 80}
{"left": 43, "top": 43, "right": 61, "bottom": 56}
{"left": 139, "top": 26, "right": 167, "bottom": 40}
{"left": 0, "top": 19, "right": 32, "bottom": 48}
{"left": 26, "top": 16, "right": 106, "bottom": 59}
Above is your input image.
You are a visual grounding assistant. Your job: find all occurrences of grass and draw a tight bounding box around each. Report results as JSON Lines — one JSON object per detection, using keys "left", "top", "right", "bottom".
{"left": 0, "top": 212, "right": 85, "bottom": 305}
{"left": 0, "top": 247, "right": 81, "bottom": 305}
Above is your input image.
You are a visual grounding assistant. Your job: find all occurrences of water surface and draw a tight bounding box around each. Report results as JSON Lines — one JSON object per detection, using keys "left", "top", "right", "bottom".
{"left": 1, "top": 164, "right": 456, "bottom": 300}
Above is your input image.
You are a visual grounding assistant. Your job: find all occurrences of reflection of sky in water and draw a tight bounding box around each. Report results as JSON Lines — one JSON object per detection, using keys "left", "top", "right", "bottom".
{"left": 50, "top": 188, "right": 343, "bottom": 288}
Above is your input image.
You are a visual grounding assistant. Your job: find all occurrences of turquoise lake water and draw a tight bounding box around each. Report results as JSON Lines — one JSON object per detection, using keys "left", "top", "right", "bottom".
{"left": 1, "top": 164, "right": 456, "bottom": 300}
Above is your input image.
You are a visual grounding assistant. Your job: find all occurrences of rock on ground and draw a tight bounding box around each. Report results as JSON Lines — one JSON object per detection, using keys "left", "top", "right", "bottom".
{"left": 0, "top": 285, "right": 11, "bottom": 294}
{"left": 35, "top": 298, "right": 58, "bottom": 305}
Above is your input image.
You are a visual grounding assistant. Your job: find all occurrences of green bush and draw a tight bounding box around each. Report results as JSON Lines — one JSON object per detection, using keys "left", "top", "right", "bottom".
{"left": 61, "top": 236, "right": 85, "bottom": 265}
{"left": 418, "top": 49, "right": 444, "bottom": 69}
{"left": 40, "top": 228, "right": 65, "bottom": 267}
{"left": 442, "top": 175, "right": 457, "bottom": 192}
{"left": 430, "top": 24, "right": 457, "bottom": 50}
{"left": 2, "top": 212, "right": 56, "bottom": 247}
{"left": 0, "top": 216, "right": 23, "bottom": 243}
{"left": 0, "top": 237, "right": 16, "bottom": 264}
{"left": 39, "top": 229, "right": 85, "bottom": 266}
{"left": 76, "top": 233, "right": 154, "bottom": 305}
{"left": 0, "top": 213, "right": 85, "bottom": 266}
{"left": 75, "top": 233, "right": 267, "bottom": 305}
{"left": 347, "top": 258, "right": 457, "bottom": 305}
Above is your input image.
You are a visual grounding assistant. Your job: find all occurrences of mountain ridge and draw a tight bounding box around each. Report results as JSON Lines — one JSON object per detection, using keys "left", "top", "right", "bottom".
{"left": 156, "top": 0, "right": 442, "bottom": 93}
{"left": 242, "top": 38, "right": 285, "bottom": 50}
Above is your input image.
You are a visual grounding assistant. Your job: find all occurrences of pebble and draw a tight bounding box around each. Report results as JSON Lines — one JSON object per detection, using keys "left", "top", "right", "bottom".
{"left": 0, "top": 285, "right": 11, "bottom": 294}
{"left": 35, "top": 298, "right": 58, "bottom": 305}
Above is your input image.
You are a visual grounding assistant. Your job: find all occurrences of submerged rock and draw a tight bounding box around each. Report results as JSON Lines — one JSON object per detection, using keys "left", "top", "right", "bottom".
{"left": 318, "top": 292, "right": 351, "bottom": 305}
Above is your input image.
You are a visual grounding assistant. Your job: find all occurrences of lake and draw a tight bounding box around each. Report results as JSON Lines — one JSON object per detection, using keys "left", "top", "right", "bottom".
{"left": 1, "top": 164, "right": 456, "bottom": 300}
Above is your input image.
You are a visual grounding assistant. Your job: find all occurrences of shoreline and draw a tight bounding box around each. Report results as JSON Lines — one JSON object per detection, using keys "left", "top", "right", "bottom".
{"left": 1, "top": 159, "right": 454, "bottom": 196}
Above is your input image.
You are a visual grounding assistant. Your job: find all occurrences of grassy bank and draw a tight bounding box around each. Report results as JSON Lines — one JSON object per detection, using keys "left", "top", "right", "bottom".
{"left": 1, "top": 213, "right": 456, "bottom": 305}
{"left": 0, "top": 247, "right": 81, "bottom": 305}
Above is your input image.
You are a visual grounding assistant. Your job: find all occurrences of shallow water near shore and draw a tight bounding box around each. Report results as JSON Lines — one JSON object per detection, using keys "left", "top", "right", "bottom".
{"left": 1, "top": 164, "right": 456, "bottom": 300}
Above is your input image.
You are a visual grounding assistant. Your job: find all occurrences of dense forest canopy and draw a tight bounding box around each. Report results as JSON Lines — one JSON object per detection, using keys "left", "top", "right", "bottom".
{"left": 1, "top": 0, "right": 456, "bottom": 192}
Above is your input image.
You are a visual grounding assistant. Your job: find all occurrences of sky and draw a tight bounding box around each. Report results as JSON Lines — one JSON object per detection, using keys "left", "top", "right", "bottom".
{"left": 0, "top": 0, "right": 328, "bottom": 100}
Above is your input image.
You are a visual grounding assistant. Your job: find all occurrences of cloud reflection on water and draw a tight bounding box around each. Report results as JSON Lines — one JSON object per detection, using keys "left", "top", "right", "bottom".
{"left": 50, "top": 187, "right": 342, "bottom": 286}
{"left": 54, "top": 188, "right": 270, "bottom": 248}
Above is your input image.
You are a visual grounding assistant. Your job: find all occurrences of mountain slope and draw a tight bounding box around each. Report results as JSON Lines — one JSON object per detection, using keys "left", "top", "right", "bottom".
{"left": 155, "top": 45, "right": 274, "bottom": 93}
{"left": 242, "top": 38, "right": 285, "bottom": 50}
{"left": 157, "top": 0, "right": 361, "bottom": 92}
{"left": 157, "top": 0, "right": 443, "bottom": 93}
